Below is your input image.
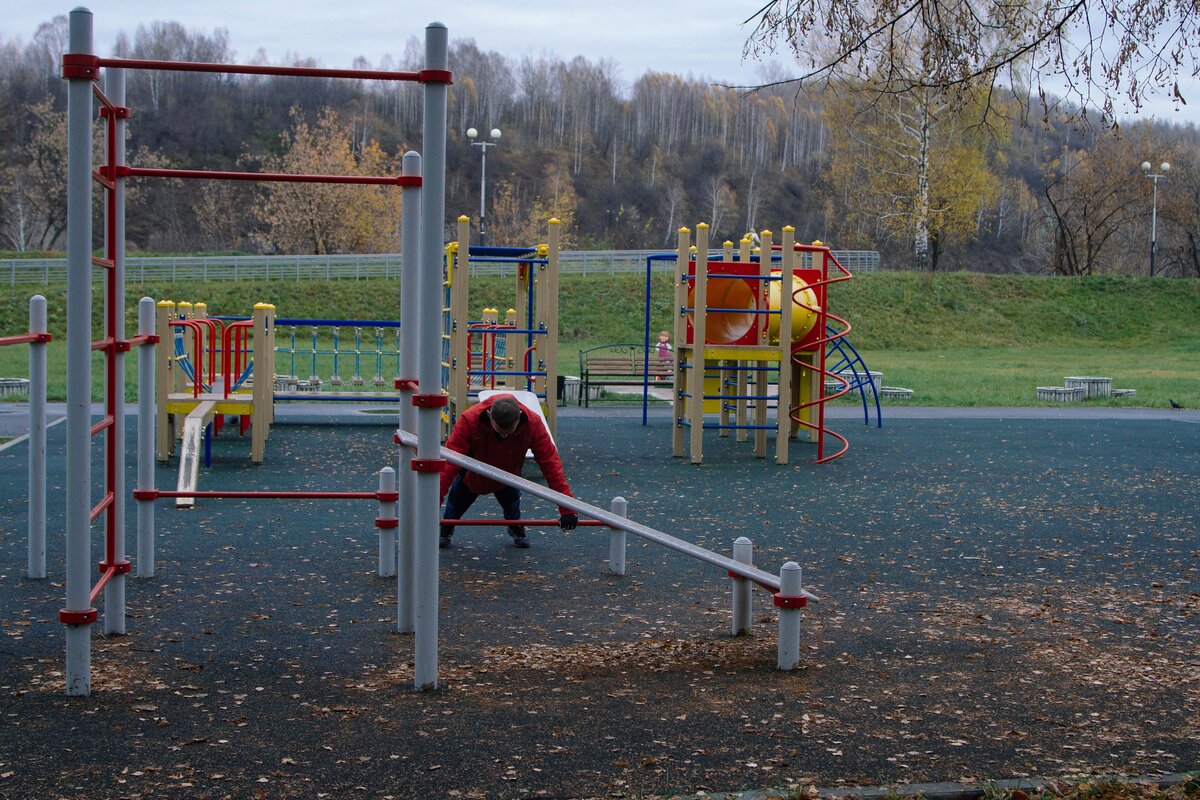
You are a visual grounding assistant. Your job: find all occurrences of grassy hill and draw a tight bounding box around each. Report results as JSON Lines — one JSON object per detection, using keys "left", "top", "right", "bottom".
{"left": 1, "top": 272, "right": 1197, "bottom": 407}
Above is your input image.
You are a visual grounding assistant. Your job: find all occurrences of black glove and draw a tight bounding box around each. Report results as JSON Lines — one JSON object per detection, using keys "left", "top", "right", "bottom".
{"left": 559, "top": 513, "right": 578, "bottom": 531}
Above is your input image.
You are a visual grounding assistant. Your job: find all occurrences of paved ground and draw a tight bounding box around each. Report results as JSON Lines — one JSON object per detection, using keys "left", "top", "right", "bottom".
{"left": 0, "top": 403, "right": 1197, "bottom": 799}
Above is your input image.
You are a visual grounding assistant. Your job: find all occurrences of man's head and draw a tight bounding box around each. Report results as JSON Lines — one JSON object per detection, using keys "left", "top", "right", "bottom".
{"left": 488, "top": 396, "right": 522, "bottom": 438}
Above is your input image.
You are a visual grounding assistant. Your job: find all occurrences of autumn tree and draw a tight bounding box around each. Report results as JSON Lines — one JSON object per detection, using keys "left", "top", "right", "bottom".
{"left": 256, "top": 108, "right": 403, "bottom": 254}
{"left": 825, "top": 86, "right": 1001, "bottom": 270}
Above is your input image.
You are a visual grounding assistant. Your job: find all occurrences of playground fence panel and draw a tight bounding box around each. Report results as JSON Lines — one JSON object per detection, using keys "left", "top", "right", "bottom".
{"left": 2, "top": 250, "right": 881, "bottom": 284}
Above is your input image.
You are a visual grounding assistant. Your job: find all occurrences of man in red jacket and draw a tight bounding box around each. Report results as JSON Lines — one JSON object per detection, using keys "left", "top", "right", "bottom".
{"left": 438, "top": 394, "right": 577, "bottom": 549}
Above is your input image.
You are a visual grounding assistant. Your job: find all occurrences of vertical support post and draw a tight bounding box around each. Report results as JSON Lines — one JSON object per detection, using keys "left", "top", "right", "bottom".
{"left": 27, "top": 295, "right": 47, "bottom": 579}
{"left": 754, "top": 230, "right": 772, "bottom": 458}
{"left": 250, "top": 303, "right": 274, "bottom": 463}
{"left": 155, "top": 301, "right": 174, "bottom": 460}
{"left": 671, "top": 227, "right": 690, "bottom": 458}
{"left": 689, "top": 224, "right": 709, "bottom": 465}
{"left": 541, "top": 219, "right": 562, "bottom": 435}
{"left": 377, "top": 467, "right": 398, "bottom": 577}
{"left": 105, "top": 67, "right": 128, "bottom": 637}
{"left": 776, "top": 562, "right": 804, "bottom": 670}
{"left": 63, "top": 6, "right": 96, "bottom": 696}
{"left": 776, "top": 227, "right": 795, "bottom": 465}
{"left": 414, "top": 21, "right": 449, "bottom": 692}
{"left": 136, "top": 297, "right": 156, "bottom": 578}
{"left": 731, "top": 536, "right": 753, "bottom": 636}
{"left": 449, "top": 216, "right": 470, "bottom": 422}
{"left": 397, "top": 150, "right": 422, "bottom": 635}
{"left": 608, "top": 496, "right": 627, "bottom": 575}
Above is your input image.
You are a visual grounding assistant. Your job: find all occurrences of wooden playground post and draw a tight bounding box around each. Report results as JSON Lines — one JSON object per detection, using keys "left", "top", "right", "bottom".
{"left": 688, "top": 223, "right": 710, "bottom": 465}
{"left": 449, "top": 216, "right": 471, "bottom": 424}
{"left": 754, "top": 230, "right": 772, "bottom": 458}
{"left": 154, "top": 300, "right": 174, "bottom": 461}
{"left": 776, "top": 227, "right": 796, "bottom": 465}
{"left": 250, "top": 303, "right": 274, "bottom": 463}
{"left": 718, "top": 239, "right": 734, "bottom": 438}
{"left": 539, "top": 218, "right": 562, "bottom": 435}
{"left": 736, "top": 235, "right": 753, "bottom": 442}
{"left": 671, "top": 227, "right": 690, "bottom": 459}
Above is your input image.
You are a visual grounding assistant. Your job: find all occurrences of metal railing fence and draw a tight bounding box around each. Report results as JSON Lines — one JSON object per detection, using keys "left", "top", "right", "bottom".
{"left": 2, "top": 250, "right": 880, "bottom": 285}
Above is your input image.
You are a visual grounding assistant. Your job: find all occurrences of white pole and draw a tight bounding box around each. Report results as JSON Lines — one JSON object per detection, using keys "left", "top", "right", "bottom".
{"left": 396, "top": 150, "right": 422, "bottom": 634}
{"left": 731, "top": 536, "right": 753, "bottom": 635}
{"left": 104, "top": 67, "right": 127, "bottom": 636}
{"left": 414, "top": 22, "right": 449, "bottom": 691}
{"left": 136, "top": 297, "right": 156, "bottom": 577}
{"left": 64, "top": 7, "right": 96, "bottom": 696}
{"left": 27, "top": 294, "right": 47, "bottom": 579}
{"left": 776, "top": 561, "right": 804, "bottom": 670}
{"left": 608, "top": 496, "right": 627, "bottom": 575}
{"left": 377, "top": 467, "right": 397, "bottom": 577}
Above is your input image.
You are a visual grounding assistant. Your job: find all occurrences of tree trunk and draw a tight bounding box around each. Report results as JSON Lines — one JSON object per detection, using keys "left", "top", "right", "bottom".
{"left": 913, "top": 97, "right": 932, "bottom": 271}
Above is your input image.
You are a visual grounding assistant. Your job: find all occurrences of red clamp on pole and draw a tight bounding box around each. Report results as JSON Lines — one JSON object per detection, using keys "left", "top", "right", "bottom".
{"left": 98, "top": 560, "right": 132, "bottom": 575}
{"left": 395, "top": 377, "right": 418, "bottom": 391}
{"left": 59, "top": 608, "right": 98, "bottom": 625}
{"left": 132, "top": 489, "right": 160, "bottom": 501}
{"left": 61, "top": 53, "right": 101, "bottom": 79}
{"left": 99, "top": 106, "right": 132, "bottom": 119}
{"left": 412, "top": 393, "right": 448, "bottom": 407}
{"left": 773, "top": 593, "right": 807, "bottom": 609}
{"left": 411, "top": 459, "right": 445, "bottom": 473}
{"left": 376, "top": 491, "right": 400, "bottom": 502}
{"left": 375, "top": 518, "right": 400, "bottom": 529}
{"left": 417, "top": 69, "right": 453, "bottom": 84}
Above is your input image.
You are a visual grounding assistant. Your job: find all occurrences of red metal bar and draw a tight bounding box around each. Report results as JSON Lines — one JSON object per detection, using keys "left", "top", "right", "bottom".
{"left": 90, "top": 415, "right": 114, "bottom": 436}
{"left": 96, "top": 57, "right": 426, "bottom": 82}
{"left": 222, "top": 320, "right": 253, "bottom": 399}
{"left": 91, "top": 255, "right": 115, "bottom": 269}
{"left": 0, "top": 333, "right": 52, "bottom": 347}
{"left": 140, "top": 490, "right": 384, "bottom": 500}
{"left": 90, "top": 492, "right": 114, "bottom": 522}
{"left": 123, "top": 166, "right": 420, "bottom": 186}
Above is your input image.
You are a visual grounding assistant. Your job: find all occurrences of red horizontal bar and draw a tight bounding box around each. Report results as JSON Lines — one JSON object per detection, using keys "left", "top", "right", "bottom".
{"left": 445, "top": 519, "right": 609, "bottom": 527}
{"left": 123, "top": 166, "right": 419, "bottom": 187}
{"left": 92, "top": 170, "right": 116, "bottom": 190}
{"left": 0, "top": 333, "right": 52, "bottom": 347}
{"left": 90, "top": 415, "right": 114, "bottom": 436}
{"left": 127, "top": 333, "right": 160, "bottom": 347}
{"left": 97, "top": 56, "right": 426, "bottom": 83}
{"left": 91, "top": 255, "right": 115, "bottom": 269}
{"left": 90, "top": 492, "right": 114, "bottom": 522}
{"left": 91, "top": 337, "right": 115, "bottom": 352}
{"left": 147, "top": 490, "right": 380, "bottom": 500}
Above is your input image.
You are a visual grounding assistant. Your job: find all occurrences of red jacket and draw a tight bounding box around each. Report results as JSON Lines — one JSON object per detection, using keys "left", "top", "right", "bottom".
{"left": 439, "top": 394, "right": 574, "bottom": 514}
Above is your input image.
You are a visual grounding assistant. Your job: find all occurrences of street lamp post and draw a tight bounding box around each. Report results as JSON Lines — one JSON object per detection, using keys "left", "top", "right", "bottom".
{"left": 467, "top": 127, "right": 501, "bottom": 245}
{"left": 1141, "top": 160, "right": 1170, "bottom": 277}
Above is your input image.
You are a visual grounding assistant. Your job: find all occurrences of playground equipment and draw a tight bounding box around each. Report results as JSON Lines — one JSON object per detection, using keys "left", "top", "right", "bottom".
{"left": 0, "top": 295, "right": 52, "bottom": 579}
{"left": 58, "top": 7, "right": 449, "bottom": 695}
{"left": 444, "top": 215, "right": 562, "bottom": 435}
{"left": 671, "top": 225, "right": 855, "bottom": 465}
{"left": 154, "top": 300, "right": 276, "bottom": 508}
{"left": 272, "top": 317, "right": 403, "bottom": 396}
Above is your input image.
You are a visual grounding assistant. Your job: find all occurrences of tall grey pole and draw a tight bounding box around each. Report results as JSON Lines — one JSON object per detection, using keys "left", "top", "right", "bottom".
{"left": 64, "top": 7, "right": 96, "bottom": 696}
{"left": 397, "top": 150, "right": 422, "bottom": 634}
{"left": 28, "top": 294, "right": 47, "bottom": 579}
{"left": 478, "top": 145, "right": 487, "bottom": 246}
{"left": 105, "top": 67, "right": 127, "bottom": 636}
{"left": 1150, "top": 176, "right": 1159, "bottom": 278}
{"left": 136, "top": 297, "right": 156, "bottom": 578}
{"left": 414, "top": 22, "right": 448, "bottom": 691}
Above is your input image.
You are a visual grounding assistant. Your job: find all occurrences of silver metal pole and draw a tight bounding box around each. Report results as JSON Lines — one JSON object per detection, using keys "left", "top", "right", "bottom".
{"left": 396, "top": 150, "right": 422, "bottom": 634}
{"left": 731, "top": 537, "right": 753, "bottom": 635}
{"left": 378, "top": 467, "right": 397, "bottom": 577}
{"left": 479, "top": 145, "right": 487, "bottom": 245}
{"left": 608, "top": 496, "right": 626, "bottom": 575}
{"left": 105, "top": 67, "right": 127, "bottom": 636}
{"left": 27, "top": 294, "right": 47, "bottom": 579}
{"left": 64, "top": 7, "right": 96, "bottom": 696}
{"left": 776, "top": 562, "right": 803, "bottom": 670}
{"left": 1150, "top": 176, "right": 1159, "bottom": 278}
{"left": 414, "top": 22, "right": 449, "bottom": 691}
{"left": 137, "top": 297, "right": 156, "bottom": 578}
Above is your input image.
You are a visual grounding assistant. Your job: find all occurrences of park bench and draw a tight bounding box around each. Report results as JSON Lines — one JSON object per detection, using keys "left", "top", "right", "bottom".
{"left": 578, "top": 343, "right": 674, "bottom": 407}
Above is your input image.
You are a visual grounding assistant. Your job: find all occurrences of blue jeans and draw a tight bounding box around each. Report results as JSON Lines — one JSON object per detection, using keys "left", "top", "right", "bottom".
{"left": 440, "top": 471, "right": 524, "bottom": 539}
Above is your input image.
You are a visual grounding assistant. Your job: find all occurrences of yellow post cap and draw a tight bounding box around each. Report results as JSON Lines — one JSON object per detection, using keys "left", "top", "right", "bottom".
{"left": 177, "top": 301, "right": 193, "bottom": 309}
{"left": 537, "top": 244, "right": 549, "bottom": 256}
{"left": 723, "top": 240, "right": 733, "bottom": 247}
{"left": 812, "top": 239, "right": 824, "bottom": 247}
{"left": 697, "top": 222, "right": 709, "bottom": 229}
{"left": 679, "top": 226, "right": 690, "bottom": 233}
{"left": 157, "top": 300, "right": 175, "bottom": 308}
{"left": 761, "top": 230, "right": 773, "bottom": 237}
{"left": 253, "top": 302, "right": 274, "bottom": 311}
{"left": 458, "top": 215, "right": 470, "bottom": 222}
{"left": 548, "top": 217, "right": 561, "bottom": 225}
{"left": 783, "top": 225, "right": 795, "bottom": 232}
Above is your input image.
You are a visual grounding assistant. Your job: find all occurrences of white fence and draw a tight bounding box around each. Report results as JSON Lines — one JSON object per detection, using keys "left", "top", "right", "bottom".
{"left": 2, "top": 249, "right": 880, "bottom": 285}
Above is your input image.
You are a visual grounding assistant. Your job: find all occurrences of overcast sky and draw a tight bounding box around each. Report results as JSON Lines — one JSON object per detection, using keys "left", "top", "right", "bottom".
{"left": 5, "top": 1, "right": 1195, "bottom": 124}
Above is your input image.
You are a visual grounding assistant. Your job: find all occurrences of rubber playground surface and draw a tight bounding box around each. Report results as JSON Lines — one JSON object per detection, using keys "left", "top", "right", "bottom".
{"left": 0, "top": 406, "right": 1197, "bottom": 799}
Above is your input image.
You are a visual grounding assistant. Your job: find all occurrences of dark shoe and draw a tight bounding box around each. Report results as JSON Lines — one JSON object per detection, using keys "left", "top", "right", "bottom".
{"left": 439, "top": 535, "right": 452, "bottom": 549}
{"left": 511, "top": 535, "right": 530, "bottom": 549}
